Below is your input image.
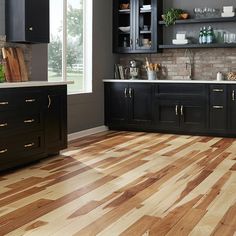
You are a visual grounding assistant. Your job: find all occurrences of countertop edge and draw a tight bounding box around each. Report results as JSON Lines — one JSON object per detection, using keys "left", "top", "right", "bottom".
{"left": 0, "top": 81, "right": 73, "bottom": 88}
{"left": 103, "top": 79, "right": 236, "bottom": 84}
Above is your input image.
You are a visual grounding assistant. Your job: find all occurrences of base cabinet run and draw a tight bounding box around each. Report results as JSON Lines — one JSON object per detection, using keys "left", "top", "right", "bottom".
{"left": 105, "top": 82, "right": 236, "bottom": 137}
{"left": 0, "top": 85, "right": 67, "bottom": 172}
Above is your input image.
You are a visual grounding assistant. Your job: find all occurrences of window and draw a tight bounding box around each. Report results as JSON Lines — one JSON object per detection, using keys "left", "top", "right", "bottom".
{"left": 48, "top": 0, "right": 93, "bottom": 94}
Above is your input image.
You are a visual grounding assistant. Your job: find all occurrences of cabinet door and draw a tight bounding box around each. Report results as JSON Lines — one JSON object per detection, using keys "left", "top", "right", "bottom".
{"left": 156, "top": 99, "right": 179, "bottom": 130}
{"left": 105, "top": 83, "right": 128, "bottom": 125}
{"left": 129, "top": 83, "right": 153, "bottom": 125}
{"left": 45, "top": 86, "right": 67, "bottom": 154}
{"left": 25, "top": 0, "right": 49, "bottom": 43}
{"left": 134, "top": 0, "right": 162, "bottom": 53}
{"left": 180, "top": 99, "right": 206, "bottom": 131}
{"left": 113, "top": 0, "right": 134, "bottom": 53}
{"left": 229, "top": 85, "right": 236, "bottom": 131}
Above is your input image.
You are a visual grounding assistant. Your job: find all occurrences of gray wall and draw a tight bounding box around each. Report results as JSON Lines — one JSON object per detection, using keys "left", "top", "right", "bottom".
{"left": 68, "top": 0, "right": 117, "bottom": 133}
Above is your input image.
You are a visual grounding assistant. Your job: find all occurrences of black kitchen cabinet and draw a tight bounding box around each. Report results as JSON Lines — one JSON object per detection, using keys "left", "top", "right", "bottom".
{"left": 45, "top": 86, "right": 67, "bottom": 154}
{"left": 6, "top": 0, "right": 49, "bottom": 43}
{"left": 105, "top": 82, "right": 153, "bottom": 127}
{"left": 0, "top": 85, "right": 67, "bottom": 172}
{"left": 113, "top": 0, "right": 162, "bottom": 53}
{"left": 156, "top": 98, "right": 206, "bottom": 131}
{"left": 209, "top": 85, "right": 227, "bottom": 131}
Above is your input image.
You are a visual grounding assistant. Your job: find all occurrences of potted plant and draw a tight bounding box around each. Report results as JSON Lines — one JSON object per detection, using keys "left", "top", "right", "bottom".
{"left": 162, "top": 8, "right": 188, "bottom": 26}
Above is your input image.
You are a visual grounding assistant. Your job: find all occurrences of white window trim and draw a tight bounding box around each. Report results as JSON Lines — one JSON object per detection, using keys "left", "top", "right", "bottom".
{"left": 49, "top": 0, "right": 93, "bottom": 95}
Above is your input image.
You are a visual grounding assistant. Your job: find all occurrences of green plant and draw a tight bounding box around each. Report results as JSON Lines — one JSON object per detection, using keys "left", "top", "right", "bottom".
{"left": 163, "top": 8, "right": 184, "bottom": 26}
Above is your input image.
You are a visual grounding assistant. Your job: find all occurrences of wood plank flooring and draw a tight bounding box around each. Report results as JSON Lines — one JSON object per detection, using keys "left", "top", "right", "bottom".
{"left": 0, "top": 131, "right": 236, "bottom": 236}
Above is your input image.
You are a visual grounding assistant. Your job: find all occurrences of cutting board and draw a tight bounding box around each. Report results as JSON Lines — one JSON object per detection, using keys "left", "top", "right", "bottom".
{"left": 1, "top": 47, "right": 28, "bottom": 82}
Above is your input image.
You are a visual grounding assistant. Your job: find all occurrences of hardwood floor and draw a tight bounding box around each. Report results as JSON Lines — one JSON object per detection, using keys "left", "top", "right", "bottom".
{"left": 0, "top": 131, "right": 236, "bottom": 236}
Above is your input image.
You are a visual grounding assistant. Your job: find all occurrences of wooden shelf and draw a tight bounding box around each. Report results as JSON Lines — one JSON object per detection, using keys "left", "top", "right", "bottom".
{"left": 159, "top": 16, "right": 236, "bottom": 25}
{"left": 159, "top": 43, "right": 236, "bottom": 49}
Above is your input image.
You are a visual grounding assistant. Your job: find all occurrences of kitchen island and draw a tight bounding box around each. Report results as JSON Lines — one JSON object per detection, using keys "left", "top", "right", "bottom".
{"left": 0, "top": 81, "right": 69, "bottom": 171}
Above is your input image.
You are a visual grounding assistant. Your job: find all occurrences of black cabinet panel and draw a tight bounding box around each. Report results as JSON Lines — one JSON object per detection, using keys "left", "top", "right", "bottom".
{"left": 156, "top": 100, "right": 179, "bottom": 129}
{"left": 105, "top": 83, "right": 128, "bottom": 125}
{"left": 45, "top": 86, "right": 67, "bottom": 154}
{"left": 129, "top": 84, "right": 153, "bottom": 124}
{"left": 6, "top": 0, "right": 49, "bottom": 43}
{"left": 228, "top": 85, "right": 236, "bottom": 132}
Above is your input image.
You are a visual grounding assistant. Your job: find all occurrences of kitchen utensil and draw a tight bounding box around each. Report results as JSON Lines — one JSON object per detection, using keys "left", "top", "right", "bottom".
{"left": 118, "top": 26, "right": 130, "bottom": 33}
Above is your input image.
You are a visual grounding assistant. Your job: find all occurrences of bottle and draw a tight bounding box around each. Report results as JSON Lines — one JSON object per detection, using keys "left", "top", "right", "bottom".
{"left": 199, "top": 27, "right": 203, "bottom": 44}
{"left": 207, "top": 26, "right": 213, "bottom": 44}
{"left": 123, "top": 37, "right": 127, "bottom": 47}
{"left": 0, "top": 61, "right": 5, "bottom": 83}
{"left": 202, "top": 26, "right": 207, "bottom": 44}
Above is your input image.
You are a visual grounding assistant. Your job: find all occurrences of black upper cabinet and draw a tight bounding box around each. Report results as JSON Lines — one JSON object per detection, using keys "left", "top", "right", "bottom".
{"left": 6, "top": 0, "right": 50, "bottom": 43}
{"left": 113, "top": 0, "right": 162, "bottom": 53}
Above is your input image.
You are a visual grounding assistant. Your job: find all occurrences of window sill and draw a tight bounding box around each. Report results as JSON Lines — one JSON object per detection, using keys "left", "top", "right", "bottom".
{"left": 67, "top": 91, "right": 93, "bottom": 96}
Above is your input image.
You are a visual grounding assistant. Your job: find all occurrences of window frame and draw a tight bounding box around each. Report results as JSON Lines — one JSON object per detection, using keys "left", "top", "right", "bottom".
{"left": 48, "top": 0, "right": 93, "bottom": 95}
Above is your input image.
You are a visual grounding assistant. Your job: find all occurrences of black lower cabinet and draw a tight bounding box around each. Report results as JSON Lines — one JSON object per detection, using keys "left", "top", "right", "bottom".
{"left": 0, "top": 85, "right": 67, "bottom": 172}
{"left": 105, "top": 82, "right": 236, "bottom": 137}
{"left": 105, "top": 83, "right": 153, "bottom": 129}
{"left": 156, "top": 99, "right": 206, "bottom": 132}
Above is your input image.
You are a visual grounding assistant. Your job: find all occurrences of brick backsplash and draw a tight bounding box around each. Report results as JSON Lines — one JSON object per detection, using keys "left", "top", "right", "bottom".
{"left": 119, "top": 48, "right": 236, "bottom": 80}
{"left": 0, "top": 35, "right": 32, "bottom": 79}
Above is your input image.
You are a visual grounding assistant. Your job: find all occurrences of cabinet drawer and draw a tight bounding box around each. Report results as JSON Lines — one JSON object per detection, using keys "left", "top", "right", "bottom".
{"left": 158, "top": 84, "right": 205, "bottom": 96}
{"left": 0, "top": 132, "right": 45, "bottom": 163}
{"left": 210, "top": 85, "right": 227, "bottom": 105}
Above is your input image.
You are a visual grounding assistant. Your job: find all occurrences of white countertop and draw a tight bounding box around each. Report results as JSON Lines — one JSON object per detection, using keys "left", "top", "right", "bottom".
{"left": 103, "top": 79, "right": 236, "bottom": 84}
{"left": 0, "top": 81, "right": 72, "bottom": 88}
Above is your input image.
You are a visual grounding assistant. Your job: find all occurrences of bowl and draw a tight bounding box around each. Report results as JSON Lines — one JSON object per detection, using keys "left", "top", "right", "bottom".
{"left": 120, "top": 3, "right": 129, "bottom": 10}
{"left": 119, "top": 26, "right": 130, "bottom": 33}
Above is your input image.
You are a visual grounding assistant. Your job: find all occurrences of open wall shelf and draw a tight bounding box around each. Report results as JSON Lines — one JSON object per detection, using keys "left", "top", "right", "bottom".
{"left": 159, "top": 43, "right": 236, "bottom": 49}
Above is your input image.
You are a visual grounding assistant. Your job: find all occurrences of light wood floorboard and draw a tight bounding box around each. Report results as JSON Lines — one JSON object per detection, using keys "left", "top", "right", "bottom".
{"left": 0, "top": 131, "right": 236, "bottom": 236}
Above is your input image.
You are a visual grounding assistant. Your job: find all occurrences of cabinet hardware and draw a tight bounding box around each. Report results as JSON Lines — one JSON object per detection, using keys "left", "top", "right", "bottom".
{"left": 129, "top": 88, "right": 132, "bottom": 98}
{"left": 0, "top": 123, "right": 8, "bottom": 127}
{"left": 29, "top": 26, "right": 33, "bottom": 31}
{"left": 124, "top": 88, "right": 128, "bottom": 98}
{"left": 25, "top": 99, "right": 36, "bottom": 103}
{"left": 175, "top": 105, "right": 178, "bottom": 116}
{"left": 0, "top": 102, "right": 9, "bottom": 105}
{"left": 24, "top": 119, "right": 35, "bottom": 124}
{"left": 24, "top": 143, "right": 35, "bottom": 148}
{"left": 232, "top": 90, "right": 235, "bottom": 101}
{"left": 0, "top": 149, "right": 7, "bottom": 154}
{"left": 47, "top": 95, "right": 52, "bottom": 108}
{"left": 213, "top": 105, "right": 224, "bottom": 109}
{"left": 181, "top": 105, "right": 184, "bottom": 116}
{"left": 212, "top": 89, "right": 224, "bottom": 92}
{"left": 130, "top": 39, "right": 133, "bottom": 46}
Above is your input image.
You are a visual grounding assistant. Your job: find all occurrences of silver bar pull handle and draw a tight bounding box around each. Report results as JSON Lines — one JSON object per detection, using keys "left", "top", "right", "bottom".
{"left": 232, "top": 90, "right": 235, "bottom": 101}
{"left": 0, "top": 102, "right": 9, "bottom": 105}
{"left": 0, "top": 123, "right": 8, "bottom": 127}
{"left": 24, "top": 119, "right": 35, "bottom": 124}
{"left": 47, "top": 95, "right": 52, "bottom": 108}
{"left": 129, "top": 88, "right": 132, "bottom": 98}
{"left": 25, "top": 99, "right": 36, "bottom": 103}
{"left": 181, "top": 105, "right": 184, "bottom": 116}
{"left": 124, "top": 88, "right": 128, "bottom": 98}
{"left": 175, "top": 105, "right": 178, "bottom": 116}
{"left": 213, "top": 106, "right": 224, "bottom": 109}
{"left": 212, "top": 89, "right": 224, "bottom": 92}
{"left": 24, "top": 143, "right": 35, "bottom": 148}
{"left": 0, "top": 149, "right": 7, "bottom": 154}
